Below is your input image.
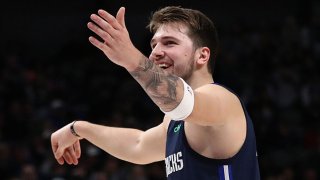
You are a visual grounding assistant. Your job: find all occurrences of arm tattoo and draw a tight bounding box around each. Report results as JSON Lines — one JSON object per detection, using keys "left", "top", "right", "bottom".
{"left": 130, "top": 57, "right": 182, "bottom": 111}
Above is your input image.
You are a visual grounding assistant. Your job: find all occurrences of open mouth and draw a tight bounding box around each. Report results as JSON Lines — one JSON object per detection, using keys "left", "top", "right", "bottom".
{"left": 158, "top": 63, "right": 171, "bottom": 69}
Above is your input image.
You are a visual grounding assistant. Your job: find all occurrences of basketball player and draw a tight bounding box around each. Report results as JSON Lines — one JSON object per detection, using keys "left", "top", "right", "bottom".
{"left": 51, "top": 6, "right": 260, "bottom": 179}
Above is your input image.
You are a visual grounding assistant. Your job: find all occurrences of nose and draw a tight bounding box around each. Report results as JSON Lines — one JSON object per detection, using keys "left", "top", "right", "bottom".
{"left": 149, "top": 44, "right": 165, "bottom": 61}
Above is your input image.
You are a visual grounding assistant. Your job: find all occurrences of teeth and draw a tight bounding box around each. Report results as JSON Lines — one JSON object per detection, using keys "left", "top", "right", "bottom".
{"left": 159, "top": 64, "right": 168, "bottom": 68}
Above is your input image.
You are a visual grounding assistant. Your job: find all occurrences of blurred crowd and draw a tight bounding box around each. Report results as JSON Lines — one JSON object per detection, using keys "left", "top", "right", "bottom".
{"left": 0, "top": 9, "right": 319, "bottom": 180}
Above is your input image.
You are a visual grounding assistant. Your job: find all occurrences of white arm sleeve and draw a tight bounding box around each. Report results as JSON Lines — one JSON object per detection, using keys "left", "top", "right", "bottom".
{"left": 161, "top": 78, "right": 194, "bottom": 120}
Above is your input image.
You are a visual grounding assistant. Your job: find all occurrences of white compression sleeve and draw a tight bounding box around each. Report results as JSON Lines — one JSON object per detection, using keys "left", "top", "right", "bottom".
{"left": 161, "top": 78, "right": 194, "bottom": 120}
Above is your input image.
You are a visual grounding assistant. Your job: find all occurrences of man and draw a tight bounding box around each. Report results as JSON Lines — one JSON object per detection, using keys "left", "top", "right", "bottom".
{"left": 51, "top": 6, "right": 260, "bottom": 179}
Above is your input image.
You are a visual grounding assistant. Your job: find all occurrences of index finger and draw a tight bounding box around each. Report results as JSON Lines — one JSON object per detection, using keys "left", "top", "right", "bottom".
{"left": 51, "top": 135, "right": 58, "bottom": 155}
{"left": 74, "top": 140, "right": 81, "bottom": 158}
{"left": 51, "top": 138, "right": 65, "bottom": 165}
{"left": 98, "top": 9, "right": 122, "bottom": 30}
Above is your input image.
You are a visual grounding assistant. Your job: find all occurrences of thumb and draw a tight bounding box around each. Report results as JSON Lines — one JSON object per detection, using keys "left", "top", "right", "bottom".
{"left": 55, "top": 146, "right": 65, "bottom": 159}
{"left": 116, "top": 7, "right": 126, "bottom": 28}
{"left": 74, "top": 140, "right": 81, "bottom": 158}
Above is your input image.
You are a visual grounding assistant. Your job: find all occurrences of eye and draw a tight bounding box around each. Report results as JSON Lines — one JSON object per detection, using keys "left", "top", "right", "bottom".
{"left": 164, "top": 41, "right": 176, "bottom": 46}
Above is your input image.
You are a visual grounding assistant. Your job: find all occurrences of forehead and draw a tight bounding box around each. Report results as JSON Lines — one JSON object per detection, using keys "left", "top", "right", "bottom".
{"left": 151, "top": 23, "right": 191, "bottom": 43}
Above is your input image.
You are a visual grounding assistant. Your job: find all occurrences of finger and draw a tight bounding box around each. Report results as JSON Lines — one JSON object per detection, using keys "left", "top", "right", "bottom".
{"left": 88, "top": 36, "right": 111, "bottom": 53}
{"left": 90, "top": 14, "right": 117, "bottom": 38}
{"left": 63, "top": 150, "right": 73, "bottom": 165}
{"left": 57, "top": 157, "right": 65, "bottom": 165}
{"left": 66, "top": 147, "right": 78, "bottom": 165}
{"left": 87, "top": 22, "right": 113, "bottom": 44}
{"left": 98, "top": 9, "right": 122, "bottom": 30}
{"left": 116, "top": 7, "right": 126, "bottom": 28}
{"left": 53, "top": 145, "right": 65, "bottom": 165}
{"left": 55, "top": 146, "right": 64, "bottom": 160}
{"left": 74, "top": 140, "right": 81, "bottom": 158}
{"left": 51, "top": 138, "right": 58, "bottom": 156}
{"left": 51, "top": 135, "right": 65, "bottom": 165}
{"left": 52, "top": 142, "right": 65, "bottom": 164}
{"left": 55, "top": 147, "right": 67, "bottom": 165}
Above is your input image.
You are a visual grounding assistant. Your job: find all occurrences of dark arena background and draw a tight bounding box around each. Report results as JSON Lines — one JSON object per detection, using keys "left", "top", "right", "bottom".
{"left": 0, "top": 0, "right": 319, "bottom": 179}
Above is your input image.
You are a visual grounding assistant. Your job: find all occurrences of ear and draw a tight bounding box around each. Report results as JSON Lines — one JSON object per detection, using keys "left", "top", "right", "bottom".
{"left": 195, "top": 47, "right": 210, "bottom": 65}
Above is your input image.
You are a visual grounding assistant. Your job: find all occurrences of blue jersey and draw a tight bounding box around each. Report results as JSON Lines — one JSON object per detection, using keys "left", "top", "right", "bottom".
{"left": 165, "top": 85, "right": 260, "bottom": 180}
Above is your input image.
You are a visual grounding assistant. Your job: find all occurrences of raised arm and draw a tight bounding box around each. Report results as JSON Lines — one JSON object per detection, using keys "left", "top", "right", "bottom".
{"left": 87, "top": 7, "right": 233, "bottom": 127}
{"left": 87, "top": 8, "right": 185, "bottom": 114}
{"left": 51, "top": 120, "right": 167, "bottom": 165}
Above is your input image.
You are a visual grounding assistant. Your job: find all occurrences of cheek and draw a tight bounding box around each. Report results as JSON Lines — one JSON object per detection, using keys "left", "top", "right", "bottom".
{"left": 166, "top": 47, "right": 194, "bottom": 64}
{"left": 169, "top": 50, "right": 191, "bottom": 60}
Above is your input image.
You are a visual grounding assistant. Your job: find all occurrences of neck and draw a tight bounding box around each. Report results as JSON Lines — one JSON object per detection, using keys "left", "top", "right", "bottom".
{"left": 186, "top": 72, "right": 214, "bottom": 89}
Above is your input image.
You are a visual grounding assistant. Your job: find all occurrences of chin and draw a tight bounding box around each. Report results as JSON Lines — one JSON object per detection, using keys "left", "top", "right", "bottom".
{"left": 164, "top": 67, "right": 174, "bottom": 74}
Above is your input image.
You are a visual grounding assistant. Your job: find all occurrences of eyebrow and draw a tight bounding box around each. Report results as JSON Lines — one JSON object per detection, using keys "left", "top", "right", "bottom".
{"left": 150, "top": 36, "right": 180, "bottom": 46}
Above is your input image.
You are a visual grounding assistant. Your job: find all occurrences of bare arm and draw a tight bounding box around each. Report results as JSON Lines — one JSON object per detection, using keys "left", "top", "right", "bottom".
{"left": 129, "top": 57, "right": 184, "bottom": 112}
{"left": 87, "top": 8, "right": 185, "bottom": 113}
{"left": 51, "top": 120, "right": 167, "bottom": 165}
{"left": 86, "top": 8, "right": 238, "bottom": 127}
{"left": 76, "top": 121, "right": 166, "bottom": 164}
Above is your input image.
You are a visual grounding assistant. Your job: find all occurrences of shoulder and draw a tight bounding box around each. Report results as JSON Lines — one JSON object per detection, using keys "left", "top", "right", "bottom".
{"left": 195, "top": 83, "right": 237, "bottom": 99}
{"left": 185, "top": 84, "right": 247, "bottom": 158}
{"left": 195, "top": 83, "right": 241, "bottom": 119}
{"left": 188, "top": 83, "right": 241, "bottom": 126}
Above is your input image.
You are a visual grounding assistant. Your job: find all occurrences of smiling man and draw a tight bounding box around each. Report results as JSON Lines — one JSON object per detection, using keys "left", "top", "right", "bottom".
{"left": 51, "top": 6, "right": 260, "bottom": 179}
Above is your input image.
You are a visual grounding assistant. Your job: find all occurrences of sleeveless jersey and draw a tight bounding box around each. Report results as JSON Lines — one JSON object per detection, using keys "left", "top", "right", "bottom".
{"left": 165, "top": 84, "right": 260, "bottom": 180}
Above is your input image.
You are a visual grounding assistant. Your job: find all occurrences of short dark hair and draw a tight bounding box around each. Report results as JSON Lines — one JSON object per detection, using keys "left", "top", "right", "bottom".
{"left": 147, "top": 6, "right": 219, "bottom": 74}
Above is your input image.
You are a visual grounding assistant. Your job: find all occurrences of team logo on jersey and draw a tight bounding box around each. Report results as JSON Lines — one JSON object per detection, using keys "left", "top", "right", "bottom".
{"left": 165, "top": 151, "right": 184, "bottom": 177}
{"left": 174, "top": 124, "right": 181, "bottom": 133}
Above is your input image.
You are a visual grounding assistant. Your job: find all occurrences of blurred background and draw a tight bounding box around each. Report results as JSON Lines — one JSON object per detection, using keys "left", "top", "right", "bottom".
{"left": 0, "top": 0, "right": 319, "bottom": 179}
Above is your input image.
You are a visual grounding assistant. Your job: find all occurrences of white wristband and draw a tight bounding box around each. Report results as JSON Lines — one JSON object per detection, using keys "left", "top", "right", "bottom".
{"left": 161, "top": 78, "right": 194, "bottom": 120}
